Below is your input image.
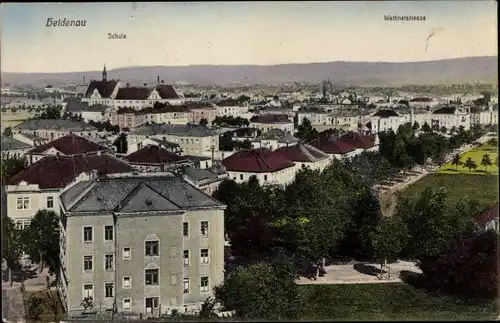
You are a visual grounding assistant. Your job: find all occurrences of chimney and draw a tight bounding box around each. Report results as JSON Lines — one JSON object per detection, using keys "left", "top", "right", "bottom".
{"left": 157, "top": 76, "right": 160, "bottom": 84}
{"left": 83, "top": 76, "right": 86, "bottom": 84}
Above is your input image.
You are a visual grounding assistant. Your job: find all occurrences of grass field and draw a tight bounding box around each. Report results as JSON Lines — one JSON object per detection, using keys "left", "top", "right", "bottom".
{"left": 402, "top": 173, "right": 498, "bottom": 207}
{"left": 438, "top": 144, "right": 498, "bottom": 175}
{"left": 299, "top": 283, "right": 498, "bottom": 321}
{"left": 24, "top": 290, "right": 65, "bottom": 322}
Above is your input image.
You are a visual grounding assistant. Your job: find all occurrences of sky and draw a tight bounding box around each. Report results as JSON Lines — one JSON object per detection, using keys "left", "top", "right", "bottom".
{"left": 0, "top": 1, "right": 497, "bottom": 73}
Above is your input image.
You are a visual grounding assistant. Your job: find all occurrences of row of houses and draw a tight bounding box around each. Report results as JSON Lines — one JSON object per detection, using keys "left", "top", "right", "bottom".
{"left": 298, "top": 105, "right": 498, "bottom": 133}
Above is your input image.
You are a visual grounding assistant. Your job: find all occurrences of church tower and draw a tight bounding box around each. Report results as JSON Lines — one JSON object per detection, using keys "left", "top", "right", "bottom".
{"left": 102, "top": 64, "right": 107, "bottom": 82}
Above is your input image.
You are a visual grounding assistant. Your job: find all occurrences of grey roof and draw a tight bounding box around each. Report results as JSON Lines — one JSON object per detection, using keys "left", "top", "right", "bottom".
{"left": 13, "top": 119, "right": 97, "bottom": 132}
{"left": 61, "top": 173, "right": 225, "bottom": 214}
{"left": 253, "top": 128, "right": 299, "bottom": 144}
{"left": 129, "top": 124, "right": 216, "bottom": 137}
{"left": 1, "top": 137, "right": 32, "bottom": 151}
{"left": 182, "top": 165, "right": 227, "bottom": 184}
{"left": 328, "top": 110, "right": 360, "bottom": 117}
{"left": 64, "top": 100, "right": 89, "bottom": 113}
{"left": 86, "top": 104, "right": 109, "bottom": 112}
{"left": 17, "top": 133, "right": 47, "bottom": 142}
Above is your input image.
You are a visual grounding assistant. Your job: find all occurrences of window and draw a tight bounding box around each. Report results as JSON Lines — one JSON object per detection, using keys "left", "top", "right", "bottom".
{"left": 145, "top": 297, "right": 159, "bottom": 312}
{"left": 123, "top": 298, "right": 131, "bottom": 311}
{"left": 183, "top": 278, "right": 189, "bottom": 294}
{"left": 145, "top": 269, "right": 159, "bottom": 285}
{"left": 183, "top": 250, "right": 190, "bottom": 266}
{"left": 240, "top": 174, "right": 243, "bottom": 180}
{"left": 200, "top": 277, "right": 209, "bottom": 293}
{"left": 264, "top": 175, "right": 268, "bottom": 181}
{"left": 46, "top": 196, "right": 54, "bottom": 209}
{"left": 104, "top": 226, "right": 113, "bottom": 241}
{"left": 105, "top": 283, "right": 114, "bottom": 298}
{"left": 183, "top": 222, "right": 189, "bottom": 237}
{"left": 83, "top": 226, "right": 93, "bottom": 243}
{"left": 200, "top": 249, "right": 209, "bottom": 264}
{"left": 123, "top": 276, "right": 131, "bottom": 289}
{"left": 16, "top": 197, "right": 30, "bottom": 210}
{"left": 83, "top": 255, "right": 93, "bottom": 271}
{"left": 123, "top": 247, "right": 131, "bottom": 260}
{"left": 171, "top": 274, "right": 178, "bottom": 285}
{"left": 145, "top": 241, "right": 159, "bottom": 256}
{"left": 83, "top": 284, "right": 94, "bottom": 298}
{"left": 105, "top": 255, "right": 114, "bottom": 271}
{"left": 201, "top": 221, "right": 209, "bottom": 237}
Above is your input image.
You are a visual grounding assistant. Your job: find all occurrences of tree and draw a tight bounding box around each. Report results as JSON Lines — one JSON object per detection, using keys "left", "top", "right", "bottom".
{"left": 199, "top": 118, "right": 208, "bottom": 126}
{"left": 412, "top": 121, "right": 419, "bottom": 131}
{"left": 2, "top": 217, "right": 24, "bottom": 286}
{"left": 296, "top": 117, "right": 317, "bottom": 142}
{"left": 81, "top": 297, "right": 94, "bottom": 314}
{"left": 463, "top": 157, "right": 477, "bottom": 172}
{"left": 113, "top": 134, "right": 128, "bottom": 154}
{"left": 1, "top": 152, "right": 28, "bottom": 184}
{"left": 198, "top": 297, "right": 217, "bottom": 319}
{"left": 22, "top": 210, "right": 60, "bottom": 274}
{"left": 496, "top": 155, "right": 499, "bottom": 168}
{"left": 371, "top": 215, "right": 408, "bottom": 279}
{"left": 421, "top": 122, "right": 432, "bottom": 132}
{"left": 481, "top": 153, "right": 492, "bottom": 173}
{"left": 418, "top": 230, "right": 498, "bottom": 299}
{"left": 396, "top": 188, "right": 476, "bottom": 259}
{"left": 213, "top": 262, "right": 303, "bottom": 320}
{"left": 450, "top": 153, "right": 462, "bottom": 171}
{"left": 3, "top": 126, "right": 13, "bottom": 137}
{"left": 439, "top": 126, "right": 447, "bottom": 134}
{"left": 38, "top": 105, "right": 62, "bottom": 119}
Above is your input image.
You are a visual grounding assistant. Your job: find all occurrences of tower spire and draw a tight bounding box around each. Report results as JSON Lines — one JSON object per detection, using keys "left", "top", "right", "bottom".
{"left": 102, "top": 64, "right": 107, "bottom": 82}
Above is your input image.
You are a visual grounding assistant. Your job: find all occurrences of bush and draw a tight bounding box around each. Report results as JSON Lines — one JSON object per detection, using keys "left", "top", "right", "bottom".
{"left": 418, "top": 230, "right": 499, "bottom": 299}
{"left": 26, "top": 295, "right": 43, "bottom": 320}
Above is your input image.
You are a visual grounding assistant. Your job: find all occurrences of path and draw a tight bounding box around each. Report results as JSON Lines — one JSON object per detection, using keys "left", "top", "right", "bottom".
{"left": 374, "top": 136, "right": 491, "bottom": 196}
{"left": 1, "top": 267, "right": 54, "bottom": 323}
{"left": 296, "top": 260, "right": 421, "bottom": 285}
{"left": 2, "top": 288, "right": 25, "bottom": 323}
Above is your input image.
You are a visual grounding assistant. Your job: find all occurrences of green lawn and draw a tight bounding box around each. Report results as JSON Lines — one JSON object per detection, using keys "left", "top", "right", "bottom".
{"left": 438, "top": 144, "right": 498, "bottom": 175}
{"left": 402, "top": 173, "right": 498, "bottom": 207}
{"left": 299, "top": 283, "right": 498, "bottom": 321}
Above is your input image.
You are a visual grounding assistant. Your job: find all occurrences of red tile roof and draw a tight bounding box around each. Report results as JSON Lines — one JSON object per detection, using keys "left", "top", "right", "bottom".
{"left": 251, "top": 114, "right": 291, "bottom": 124}
{"left": 309, "top": 132, "right": 376, "bottom": 154}
{"left": 274, "top": 143, "right": 329, "bottom": 163}
{"left": 6, "top": 152, "right": 134, "bottom": 189}
{"left": 221, "top": 148, "right": 295, "bottom": 173}
{"left": 29, "top": 134, "right": 110, "bottom": 155}
{"left": 123, "top": 145, "right": 188, "bottom": 165}
{"left": 475, "top": 204, "right": 499, "bottom": 227}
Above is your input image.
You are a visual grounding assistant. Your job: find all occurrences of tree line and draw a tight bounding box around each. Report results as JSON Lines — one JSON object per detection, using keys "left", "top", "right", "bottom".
{"left": 210, "top": 122, "right": 496, "bottom": 320}
{"left": 2, "top": 210, "right": 60, "bottom": 287}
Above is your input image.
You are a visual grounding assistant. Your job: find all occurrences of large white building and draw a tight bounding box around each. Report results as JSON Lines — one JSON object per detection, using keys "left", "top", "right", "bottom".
{"left": 82, "top": 67, "right": 184, "bottom": 108}
{"left": 4, "top": 153, "right": 133, "bottom": 230}
{"left": 57, "top": 172, "right": 226, "bottom": 316}
{"left": 221, "top": 148, "right": 296, "bottom": 185}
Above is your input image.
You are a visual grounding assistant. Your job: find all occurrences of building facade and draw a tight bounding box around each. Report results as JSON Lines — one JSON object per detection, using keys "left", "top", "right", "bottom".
{"left": 58, "top": 172, "right": 226, "bottom": 317}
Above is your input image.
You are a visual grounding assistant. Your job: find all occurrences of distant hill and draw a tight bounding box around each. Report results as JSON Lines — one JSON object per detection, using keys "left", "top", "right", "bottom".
{"left": 1, "top": 56, "right": 497, "bottom": 87}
